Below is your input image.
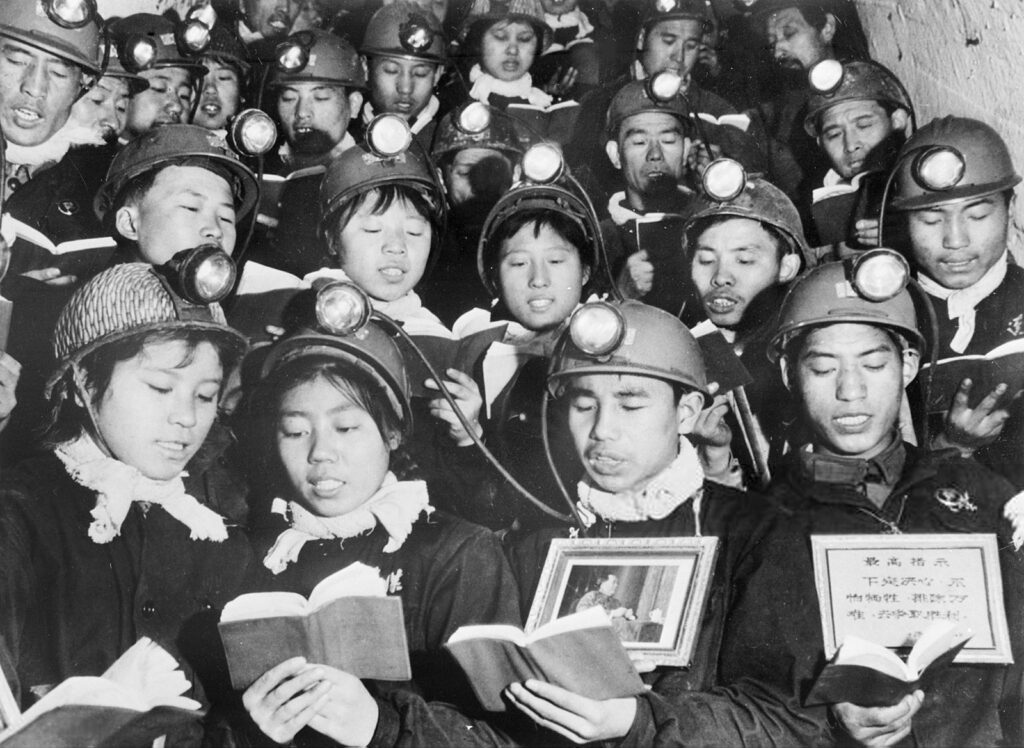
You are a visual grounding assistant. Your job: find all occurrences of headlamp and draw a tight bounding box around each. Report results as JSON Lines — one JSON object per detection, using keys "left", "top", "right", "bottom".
{"left": 178, "top": 5, "right": 217, "bottom": 54}
{"left": 850, "top": 249, "right": 909, "bottom": 302}
{"left": 162, "top": 245, "right": 237, "bottom": 305}
{"left": 45, "top": 0, "right": 97, "bottom": 30}
{"left": 701, "top": 158, "right": 746, "bottom": 202}
{"left": 120, "top": 35, "right": 158, "bottom": 73}
{"left": 315, "top": 280, "right": 373, "bottom": 336}
{"left": 646, "top": 70, "right": 683, "bottom": 102}
{"left": 456, "top": 101, "right": 491, "bottom": 135}
{"left": 229, "top": 108, "right": 278, "bottom": 156}
{"left": 365, "top": 114, "right": 413, "bottom": 159}
{"left": 399, "top": 13, "right": 436, "bottom": 54}
{"left": 912, "top": 146, "right": 966, "bottom": 191}
{"left": 808, "top": 59, "right": 844, "bottom": 95}
{"left": 655, "top": 0, "right": 680, "bottom": 13}
{"left": 275, "top": 31, "right": 315, "bottom": 74}
{"left": 568, "top": 302, "right": 626, "bottom": 357}
{"left": 522, "top": 143, "right": 565, "bottom": 184}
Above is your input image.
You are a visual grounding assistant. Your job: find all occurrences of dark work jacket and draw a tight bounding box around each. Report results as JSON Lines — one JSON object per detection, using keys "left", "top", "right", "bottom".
{"left": 923, "top": 263, "right": 1024, "bottom": 488}
{"left": 223, "top": 508, "right": 534, "bottom": 746}
{"left": 508, "top": 480, "right": 833, "bottom": 747}
{"left": 0, "top": 452, "right": 253, "bottom": 742}
{"left": 767, "top": 445, "right": 1024, "bottom": 747}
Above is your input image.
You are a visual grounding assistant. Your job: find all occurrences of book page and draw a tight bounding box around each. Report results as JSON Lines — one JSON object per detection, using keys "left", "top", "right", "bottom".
{"left": 101, "top": 638, "right": 200, "bottom": 710}
{"left": 308, "top": 562, "right": 387, "bottom": 611}
{"left": 835, "top": 635, "right": 909, "bottom": 681}
{"left": 528, "top": 606, "right": 611, "bottom": 643}
{"left": 447, "top": 624, "right": 528, "bottom": 646}
{"left": 221, "top": 591, "right": 312, "bottom": 621}
{"left": 986, "top": 338, "right": 1024, "bottom": 358}
{"left": 907, "top": 622, "right": 973, "bottom": 677}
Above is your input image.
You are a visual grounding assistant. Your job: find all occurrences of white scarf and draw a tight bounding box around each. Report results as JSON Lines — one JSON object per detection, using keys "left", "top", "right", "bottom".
{"left": 303, "top": 267, "right": 449, "bottom": 335}
{"left": 54, "top": 433, "right": 229, "bottom": 544}
{"left": 468, "top": 64, "right": 552, "bottom": 108}
{"left": 362, "top": 96, "right": 440, "bottom": 136}
{"left": 262, "top": 473, "right": 432, "bottom": 574}
{"left": 576, "top": 437, "right": 705, "bottom": 532}
{"left": 4, "top": 120, "right": 104, "bottom": 169}
{"left": 918, "top": 251, "right": 1008, "bottom": 354}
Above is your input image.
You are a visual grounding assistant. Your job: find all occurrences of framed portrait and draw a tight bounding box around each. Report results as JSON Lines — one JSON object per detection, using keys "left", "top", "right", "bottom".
{"left": 526, "top": 537, "right": 719, "bottom": 668}
{"left": 811, "top": 533, "right": 1013, "bottom": 664}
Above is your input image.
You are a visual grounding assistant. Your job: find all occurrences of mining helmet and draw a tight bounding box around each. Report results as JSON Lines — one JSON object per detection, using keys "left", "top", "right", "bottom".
{"left": 549, "top": 300, "right": 708, "bottom": 400}
{"left": 804, "top": 59, "right": 913, "bottom": 137}
{"left": 258, "top": 281, "right": 413, "bottom": 427}
{"left": 769, "top": 249, "right": 924, "bottom": 361}
{"left": 0, "top": 0, "right": 103, "bottom": 74}
{"left": 270, "top": 29, "right": 366, "bottom": 88}
{"left": 890, "top": 115, "right": 1020, "bottom": 212}
{"left": 109, "top": 14, "right": 209, "bottom": 76}
{"left": 201, "top": 23, "right": 251, "bottom": 79}
{"left": 431, "top": 102, "right": 523, "bottom": 162}
{"left": 460, "top": 0, "right": 552, "bottom": 54}
{"left": 319, "top": 114, "right": 443, "bottom": 234}
{"left": 48, "top": 262, "right": 247, "bottom": 395}
{"left": 685, "top": 158, "right": 812, "bottom": 266}
{"left": 362, "top": 2, "right": 446, "bottom": 65}
{"left": 606, "top": 77, "right": 692, "bottom": 138}
{"left": 94, "top": 124, "right": 259, "bottom": 222}
{"left": 638, "top": 0, "right": 709, "bottom": 40}
{"left": 99, "top": 35, "right": 149, "bottom": 94}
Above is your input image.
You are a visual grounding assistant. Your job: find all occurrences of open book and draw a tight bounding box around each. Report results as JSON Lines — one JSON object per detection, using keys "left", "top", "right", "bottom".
{"left": 257, "top": 165, "right": 326, "bottom": 229}
{"left": 4, "top": 216, "right": 115, "bottom": 278}
{"left": 805, "top": 621, "right": 973, "bottom": 707}
{"left": 695, "top": 112, "right": 751, "bottom": 132}
{"left": 507, "top": 100, "right": 581, "bottom": 146}
{"left": 445, "top": 607, "right": 645, "bottom": 712}
{"left": 219, "top": 562, "right": 411, "bottom": 689}
{"left": 0, "top": 638, "right": 201, "bottom": 747}
{"left": 921, "top": 338, "right": 1024, "bottom": 413}
{"left": 690, "top": 321, "right": 753, "bottom": 395}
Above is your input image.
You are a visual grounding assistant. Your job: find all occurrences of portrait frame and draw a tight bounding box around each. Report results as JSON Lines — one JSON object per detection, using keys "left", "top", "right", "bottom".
{"left": 811, "top": 533, "right": 1013, "bottom": 664}
{"left": 526, "top": 537, "right": 719, "bottom": 668}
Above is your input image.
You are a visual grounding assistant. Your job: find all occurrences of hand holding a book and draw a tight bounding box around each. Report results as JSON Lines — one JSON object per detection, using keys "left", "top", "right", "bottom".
{"left": 305, "top": 666, "right": 380, "bottom": 747}
{"left": 618, "top": 251, "right": 654, "bottom": 299}
{"left": 425, "top": 368, "right": 484, "bottom": 447}
{"left": 0, "top": 353, "right": 20, "bottom": 431}
{"left": 690, "top": 391, "right": 734, "bottom": 476}
{"left": 242, "top": 657, "right": 334, "bottom": 744}
{"left": 20, "top": 267, "right": 77, "bottom": 287}
{"left": 852, "top": 219, "right": 880, "bottom": 247}
{"left": 505, "top": 679, "right": 637, "bottom": 744}
{"left": 933, "top": 379, "right": 1018, "bottom": 456}
{"left": 543, "top": 66, "right": 579, "bottom": 98}
{"left": 831, "top": 690, "right": 924, "bottom": 747}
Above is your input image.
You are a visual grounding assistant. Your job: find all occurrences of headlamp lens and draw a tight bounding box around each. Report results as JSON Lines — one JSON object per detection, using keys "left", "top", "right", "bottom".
{"left": 231, "top": 108, "right": 278, "bottom": 156}
{"left": 366, "top": 114, "right": 413, "bottom": 158}
{"left": 123, "top": 36, "right": 158, "bottom": 72}
{"left": 399, "top": 15, "right": 435, "bottom": 54}
{"left": 168, "top": 245, "right": 237, "bottom": 304}
{"left": 275, "top": 40, "right": 308, "bottom": 73}
{"left": 808, "top": 59, "right": 844, "bottom": 94}
{"left": 702, "top": 158, "right": 746, "bottom": 202}
{"left": 913, "top": 146, "right": 966, "bottom": 191}
{"left": 187, "top": 3, "right": 218, "bottom": 29}
{"left": 647, "top": 70, "right": 683, "bottom": 102}
{"left": 522, "top": 142, "right": 564, "bottom": 184}
{"left": 569, "top": 302, "right": 626, "bottom": 357}
{"left": 315, "top": 281, "right": 372, "bottom": 336}
{"left": 654, "top": 0, "right": 679, "bottom": 13}
{"left": 46, "top": 0, "right": 95, "bottom": 29}
{"left": 852, "top": 249, "right": 909, "bottom": 302}
{"left": 457, "top": 101, "right": 491, "bottom": 134}
{"left": 180, "top": 18, "right": 212, "bottom": 53}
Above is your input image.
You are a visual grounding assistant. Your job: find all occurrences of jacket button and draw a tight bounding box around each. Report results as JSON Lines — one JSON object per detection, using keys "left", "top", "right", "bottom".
{"left": 141, "top": 601, "right": 157, "bottom": 618}
{"left": 200, "top": 599, "right": 215, "bottom": 612}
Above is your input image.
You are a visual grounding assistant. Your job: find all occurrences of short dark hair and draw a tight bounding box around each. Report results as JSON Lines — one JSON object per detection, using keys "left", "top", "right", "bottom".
{"left": 44, "top": 328, "right": 242, "bottom": 446}
{"left": 323, "top": 184, "right": 438, "bottom": 262}
{"left": 688, "top": 214, "right": 791, "bottom": 261}
{"left": 485, "top": 208, "right": 591, "bottom": 290}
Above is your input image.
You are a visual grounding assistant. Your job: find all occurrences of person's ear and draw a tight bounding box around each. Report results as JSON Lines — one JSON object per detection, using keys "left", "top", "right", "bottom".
{"left": 432, "top": 66, "right": 443, "bottom": 88}
{"left": 901, "top": 347, "right": 921, "bottom": 387}
{"left": 582, "top": 265, "right": 592, "bottom": 286}
{"left": 778, "top": 252, "right": 801, "bottom": 283}
{"left": 347, "top": 89, "right": 364, "bottom": 121}
{"left": 114, "top": 205, "right": 140, "bottom": 242}
{"left": 386, "top": 430, "right": 401, "bottom": 451}
{"left": 676, "top": 390, "right": 705, "bottom": 435}
{"left": 890, "top": 108, "right": 910, "bottom": 134}
{"left": 820, "top": 13, "right": 837, "bottom": 44}
{"left": 605, "top": 140, "right": 621, "bottom": 170}
{"left": 780, "top": 355, "right": 793, "bottom": 391}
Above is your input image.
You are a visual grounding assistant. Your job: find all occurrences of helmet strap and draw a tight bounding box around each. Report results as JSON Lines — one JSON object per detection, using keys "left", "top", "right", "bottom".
{"left": 70, "top": 361, "right": 117, "bottom": 460}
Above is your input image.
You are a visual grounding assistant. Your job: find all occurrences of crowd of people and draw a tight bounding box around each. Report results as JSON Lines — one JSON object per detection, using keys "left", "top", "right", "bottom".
{"left": 0, "top": 0, "right": 1022, "bottom": 745}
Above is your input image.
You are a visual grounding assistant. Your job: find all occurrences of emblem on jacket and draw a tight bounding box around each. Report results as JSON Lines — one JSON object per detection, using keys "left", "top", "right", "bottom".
{"left": 934, "top": 487, "right": 977, "bottom": 513}
{"left": 1007, "top": 314, "right": 1024, "bottom": 337}
{"left": 57, "top": 200, "right": 79, "bottom": 216}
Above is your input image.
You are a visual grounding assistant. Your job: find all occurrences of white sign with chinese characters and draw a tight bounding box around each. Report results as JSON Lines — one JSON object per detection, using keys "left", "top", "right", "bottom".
{"left": 811, "top": 534, "right": 1013, "bottom": 664}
